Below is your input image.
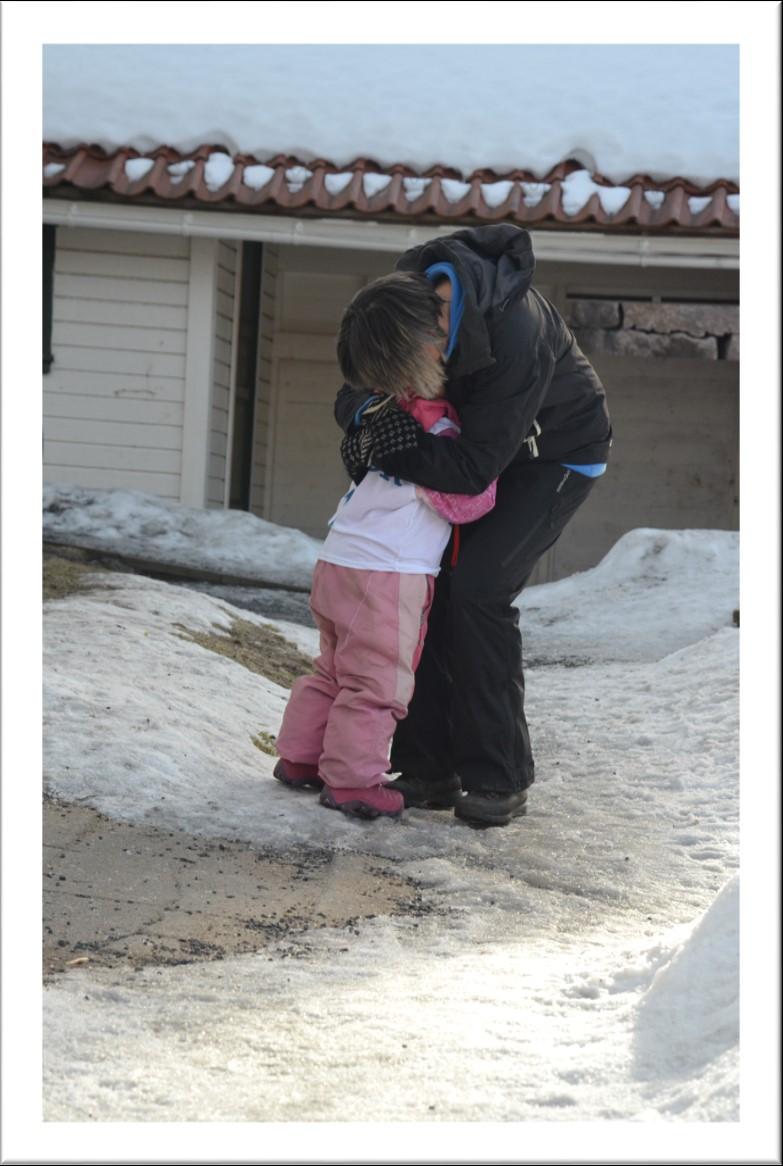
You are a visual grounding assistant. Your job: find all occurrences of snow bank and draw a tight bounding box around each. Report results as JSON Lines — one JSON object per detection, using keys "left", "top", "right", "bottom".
{"left": 43, "top": 483, "right": 320, "bottom": 589}
{"left": 43, "top": 44, "right": 738, "bottom": 185}
{"left": 519, "top": 528, "right": 738, "bottom": 663}
{"left": 631, "top": 876, "right": 739, "bottom": 1118}
{"left": 42, "top": 487, "right": 739, "bottom": 667}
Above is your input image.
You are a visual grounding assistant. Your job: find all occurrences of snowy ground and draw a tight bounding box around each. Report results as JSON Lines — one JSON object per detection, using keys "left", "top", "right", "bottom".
{"left": 39, "top": 487, "right": 742, "bottom": 1127}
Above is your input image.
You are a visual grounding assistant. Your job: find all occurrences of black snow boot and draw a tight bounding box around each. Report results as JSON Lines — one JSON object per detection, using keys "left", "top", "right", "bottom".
{"left": 385, "top": 771, "right": 462, "bottom": 810}
{"left": 453, "top": 788, "right": 528, "bottom": 828}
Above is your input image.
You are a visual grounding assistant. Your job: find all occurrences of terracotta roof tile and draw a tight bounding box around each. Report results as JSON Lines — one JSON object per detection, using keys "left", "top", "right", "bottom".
{"left": 42, "top": 144, "right": 739, "bottom": 235}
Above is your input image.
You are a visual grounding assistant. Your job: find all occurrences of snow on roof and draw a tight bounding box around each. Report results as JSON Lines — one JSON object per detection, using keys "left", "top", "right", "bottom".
{"left": 43, "top": 43, "right": 738, "bottom": 187}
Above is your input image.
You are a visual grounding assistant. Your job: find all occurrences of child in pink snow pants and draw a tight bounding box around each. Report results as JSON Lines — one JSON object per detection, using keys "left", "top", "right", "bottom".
{"left": 274, "top": 391, "right": 497, "bottom": 821}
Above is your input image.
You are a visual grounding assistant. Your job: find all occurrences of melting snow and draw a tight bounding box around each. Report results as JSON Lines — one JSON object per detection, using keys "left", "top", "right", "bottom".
{"left": 40, "top": 487, "right": 742, "bottom": 1123}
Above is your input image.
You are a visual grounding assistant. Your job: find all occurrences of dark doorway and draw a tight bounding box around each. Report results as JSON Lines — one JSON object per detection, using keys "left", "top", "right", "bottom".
{"left": 229, "top": 241, "right": 263, "bottom": 510}
{"left": 43, "top": 224, "right": 57, "bottom": 374}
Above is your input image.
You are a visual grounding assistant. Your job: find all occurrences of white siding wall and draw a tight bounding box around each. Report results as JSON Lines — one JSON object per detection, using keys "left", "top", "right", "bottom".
{"left": 44, "top": 227, "right": 189, "bottom": 500}
{"left": 207, "top": 240, "right": 239, "bottom": 507}
{"left": 249, "top": 244, "right": 278, "bottom": 517}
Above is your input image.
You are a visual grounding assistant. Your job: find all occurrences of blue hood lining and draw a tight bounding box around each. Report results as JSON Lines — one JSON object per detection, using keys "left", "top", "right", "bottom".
{"left": 425, "top": 261, "right": 464, "bottom": 360}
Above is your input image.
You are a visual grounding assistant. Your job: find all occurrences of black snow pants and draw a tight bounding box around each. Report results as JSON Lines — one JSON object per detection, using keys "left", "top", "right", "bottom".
{"left": 389, "top": 461, "right": 599, "bottom": 795}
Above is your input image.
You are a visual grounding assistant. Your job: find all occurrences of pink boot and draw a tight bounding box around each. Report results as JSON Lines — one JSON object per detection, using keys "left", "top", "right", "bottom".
{"left": 319, "top": 783, "right": 404, "bottom": 820}
{"left": 273, "top": 759, "right": 324, "bottom": 790}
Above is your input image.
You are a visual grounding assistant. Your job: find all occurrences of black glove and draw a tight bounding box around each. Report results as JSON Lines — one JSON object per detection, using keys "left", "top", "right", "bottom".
{"left": 339, "top": 399, "right": 423, "bottom": 482}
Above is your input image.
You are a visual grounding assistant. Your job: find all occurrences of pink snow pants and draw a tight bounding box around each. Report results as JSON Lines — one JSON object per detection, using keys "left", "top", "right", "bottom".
{"left": 276, "top": 560, "right": 435, "bottom": 789}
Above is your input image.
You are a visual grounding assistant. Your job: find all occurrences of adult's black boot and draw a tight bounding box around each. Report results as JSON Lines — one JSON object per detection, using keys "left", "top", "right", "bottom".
{"left": 453, "top": 788, "right": 528, "bottom": 828}
{"left": 385, "top": 771, "right": 462, "bottom": 809}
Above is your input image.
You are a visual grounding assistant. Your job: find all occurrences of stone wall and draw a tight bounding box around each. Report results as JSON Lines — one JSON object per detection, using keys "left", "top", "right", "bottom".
{"left": 566, "top": 298, "right": 739, "bottom": 360}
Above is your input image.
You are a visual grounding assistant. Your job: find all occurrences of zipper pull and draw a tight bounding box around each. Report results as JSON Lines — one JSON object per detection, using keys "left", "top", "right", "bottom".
{"left": 525, "top": 419, "right": 542, "bottom": 458}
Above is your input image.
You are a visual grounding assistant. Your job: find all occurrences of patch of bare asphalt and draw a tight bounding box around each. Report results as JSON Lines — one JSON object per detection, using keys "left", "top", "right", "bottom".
{"left": 43, "top": 796, "right": 432, "bottom": 982}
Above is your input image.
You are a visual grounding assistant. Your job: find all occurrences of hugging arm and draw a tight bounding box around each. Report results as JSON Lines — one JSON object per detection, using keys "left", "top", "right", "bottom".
{"left": 413, "top": 427, "right": 497, "bottom": 522}
{"left": 333, "top": 304, "right": 557, "bottom": 494}
{"left": 383, "top": 344, "right": 555, "bottom": 492}
{"left": 415, "top": 479, "right": 497, "bottom": 523}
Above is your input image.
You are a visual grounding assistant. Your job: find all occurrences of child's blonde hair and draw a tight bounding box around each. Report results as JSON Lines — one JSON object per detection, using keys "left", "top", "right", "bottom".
{"left": 336, "top": 271, "right": 447, "bottom": 402}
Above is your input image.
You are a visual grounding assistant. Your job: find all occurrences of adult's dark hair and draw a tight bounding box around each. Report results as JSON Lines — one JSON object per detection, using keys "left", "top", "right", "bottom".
{"left": 336, "top": 271, "right": 448, "bottom": 401}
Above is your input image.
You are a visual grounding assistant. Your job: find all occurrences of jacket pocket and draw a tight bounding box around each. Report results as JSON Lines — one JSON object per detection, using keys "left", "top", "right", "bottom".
{"left": 546, "top": 469, "right": 595, "bottom": 532}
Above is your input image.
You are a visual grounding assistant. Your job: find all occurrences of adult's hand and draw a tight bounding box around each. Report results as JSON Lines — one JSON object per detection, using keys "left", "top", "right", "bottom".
{"left": 339, "top": 398, "right": 423, "bottom": 482}
{"left": 340, "top": 425, "right": 374, "bottom": 484}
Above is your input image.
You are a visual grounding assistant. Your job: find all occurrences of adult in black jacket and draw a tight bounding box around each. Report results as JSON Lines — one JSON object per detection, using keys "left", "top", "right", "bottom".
{"left": 334, "top": 223, "right": 612, "bottom": 827}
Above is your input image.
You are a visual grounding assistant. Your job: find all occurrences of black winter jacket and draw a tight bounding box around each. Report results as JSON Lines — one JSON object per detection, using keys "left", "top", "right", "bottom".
{"left": 334, "top": 223, "right": 612, "bottom": 495}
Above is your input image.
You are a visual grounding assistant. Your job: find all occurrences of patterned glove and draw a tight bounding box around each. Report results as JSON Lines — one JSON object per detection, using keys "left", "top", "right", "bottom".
{"left": 339, "top": 399, "right": 423, "bottom": 482}
{"left": 340, "top": 425, "right": 375, "bottom": 484}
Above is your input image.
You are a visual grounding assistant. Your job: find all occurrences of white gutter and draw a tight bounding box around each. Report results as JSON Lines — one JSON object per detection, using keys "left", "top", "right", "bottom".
{"left": 42, "top": 199, "right": 739, "bottom": 269}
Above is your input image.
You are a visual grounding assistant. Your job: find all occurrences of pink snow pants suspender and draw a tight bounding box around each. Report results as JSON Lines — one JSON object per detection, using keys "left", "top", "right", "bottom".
{"left": 275, "top": 562, "right": 435, "bottom": 789}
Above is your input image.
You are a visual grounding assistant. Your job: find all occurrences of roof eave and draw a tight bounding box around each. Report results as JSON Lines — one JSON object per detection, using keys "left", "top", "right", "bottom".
{"left": 42, "top": 144, "right": 740, "bottom": 239}
{"left": 42, "top": 196, "right": 740, "bottom": 269}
